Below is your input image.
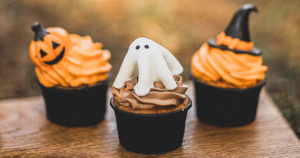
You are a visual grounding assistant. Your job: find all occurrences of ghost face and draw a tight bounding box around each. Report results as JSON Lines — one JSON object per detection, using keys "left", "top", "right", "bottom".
{"left": 113, "top": 37, "right": 183, "bottom": 96}
{"left": 129, "top": 38, "right": 153, "bottom": 66}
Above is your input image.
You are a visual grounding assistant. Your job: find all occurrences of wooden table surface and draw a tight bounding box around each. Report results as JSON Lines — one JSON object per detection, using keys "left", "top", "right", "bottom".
{"left": 0, "top": 83, "right": 299, "bottom": 157}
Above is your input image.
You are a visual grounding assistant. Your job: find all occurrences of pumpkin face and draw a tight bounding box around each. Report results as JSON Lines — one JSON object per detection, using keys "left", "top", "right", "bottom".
{"left": 29, "top": 22, "right": 70, "bottom": 67}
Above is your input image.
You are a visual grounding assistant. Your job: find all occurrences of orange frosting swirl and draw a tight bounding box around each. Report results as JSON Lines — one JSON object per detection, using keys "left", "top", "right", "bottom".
{"left": 191, "top": 32, "right": 267, "bottom": 88}
{"left": 30, "top": 28, "right": 112, "bottom": 88}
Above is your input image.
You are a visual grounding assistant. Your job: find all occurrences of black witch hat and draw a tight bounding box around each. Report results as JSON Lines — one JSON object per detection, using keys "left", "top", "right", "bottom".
{"left": 208, "top": 4, "right": 261, "bottom": 56}
{"left": 31, "top": 22, "right": 49, "bottom": 41}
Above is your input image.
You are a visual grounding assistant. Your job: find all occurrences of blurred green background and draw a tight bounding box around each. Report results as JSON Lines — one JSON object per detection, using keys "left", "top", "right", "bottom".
{"left": 0, "top": 0, "right": 299, "bottom": 137}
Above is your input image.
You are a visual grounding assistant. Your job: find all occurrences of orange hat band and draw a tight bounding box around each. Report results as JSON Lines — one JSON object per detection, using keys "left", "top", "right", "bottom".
{"left": 216, "top": 32, "right": 254, "bottom": 52}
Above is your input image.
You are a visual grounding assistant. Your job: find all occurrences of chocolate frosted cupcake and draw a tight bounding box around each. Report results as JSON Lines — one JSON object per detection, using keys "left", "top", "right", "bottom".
{"left": 191, "top": 4, "right": 267, "bottom": 126}
{"left": 29, "top": 22, "right": 112, "bottom": 127}
{"left": 111, "top": 37, "right": 192, "bottom": 154}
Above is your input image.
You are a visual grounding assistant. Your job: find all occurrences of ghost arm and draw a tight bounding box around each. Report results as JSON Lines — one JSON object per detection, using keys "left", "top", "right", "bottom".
{"left": 158, "top": 45, "right": 183, "bottom": 75}
{"left": 156, "top": 56, "right": 178, "bottom": 90}
{"left": 134, "top": 53, "right": 151, "bottom": 96}
{"left": 113, "top": 51, "right": 136, "bottom": 89}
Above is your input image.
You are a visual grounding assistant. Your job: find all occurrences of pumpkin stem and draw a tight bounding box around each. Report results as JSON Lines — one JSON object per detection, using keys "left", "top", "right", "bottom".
{"left": 224, "top": 4, "right": 257, "bottom": 42}
{"left": 31, "top": 22, "right": 49, "bottom": 41}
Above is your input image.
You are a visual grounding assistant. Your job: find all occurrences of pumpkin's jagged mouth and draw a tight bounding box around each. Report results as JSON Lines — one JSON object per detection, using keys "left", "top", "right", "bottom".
{"left": 44, "top": 47, "right": 65, "bottom": 65}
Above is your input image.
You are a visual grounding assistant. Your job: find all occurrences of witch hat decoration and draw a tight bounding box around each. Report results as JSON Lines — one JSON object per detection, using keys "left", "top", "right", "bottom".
{"left": 31, "top": 22, "right": 49, "bottom": 41}
{"left": 208, "top": 4, "right": 261, "bottom": 56}
{"left": 225, "top": 4, "right": 257, "bottom": 42}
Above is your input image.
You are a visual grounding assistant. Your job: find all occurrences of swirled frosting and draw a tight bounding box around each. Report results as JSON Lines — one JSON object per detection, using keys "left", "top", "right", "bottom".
{"left": 112, "top": 75, "right": 188, "bottom": 114}
{"left": 191, "top": 32, "right": 267, "bottom": 88}
{"left": 32, "top": 29, "right": 112, "bottom": 88}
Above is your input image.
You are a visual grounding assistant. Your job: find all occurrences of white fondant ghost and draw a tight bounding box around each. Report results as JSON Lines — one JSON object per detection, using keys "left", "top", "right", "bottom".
{"left": 113, "top": 37, "right": 183, "bottom": 96}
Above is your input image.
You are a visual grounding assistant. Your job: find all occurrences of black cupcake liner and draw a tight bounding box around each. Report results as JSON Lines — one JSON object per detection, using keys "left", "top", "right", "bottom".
{"left": 191, "top": 75, "right": 266, "bottom": 127}
{"left": 39, "top": 79, "right": 109, "bottom": 127}
{"left": 110, "top": 96, "right": 192, "bottom": 154}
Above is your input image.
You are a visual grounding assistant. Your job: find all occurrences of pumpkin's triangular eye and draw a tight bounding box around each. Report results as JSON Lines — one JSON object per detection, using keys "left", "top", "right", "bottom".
{"left": 52, "top": 41, "right": 60, "bottom": 49}
{"left": 40, "top": 49, "right": 47, "bottom": 58}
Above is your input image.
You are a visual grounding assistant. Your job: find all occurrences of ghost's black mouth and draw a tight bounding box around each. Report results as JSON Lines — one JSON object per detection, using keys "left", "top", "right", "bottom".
{"left": 43, "top": 47, "right": 65, "bottom": 65}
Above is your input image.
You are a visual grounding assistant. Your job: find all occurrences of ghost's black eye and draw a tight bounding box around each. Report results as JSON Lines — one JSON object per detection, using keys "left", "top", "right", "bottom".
{"left": 136, "top": 45, "right": 140, "bottom": 50}
{"left": 144, "top": 45, "right": 149, "bottom": 49}
{"left": 52, "top": 41, "right": 60, "bottom": 49}
{"left": 40, "top": 49, "right": 47, "bottom": 58}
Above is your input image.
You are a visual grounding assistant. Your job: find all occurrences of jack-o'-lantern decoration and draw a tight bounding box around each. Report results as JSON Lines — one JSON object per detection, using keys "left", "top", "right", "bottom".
{"left": 29, "top": 22, "right": 71, "bottom": 67}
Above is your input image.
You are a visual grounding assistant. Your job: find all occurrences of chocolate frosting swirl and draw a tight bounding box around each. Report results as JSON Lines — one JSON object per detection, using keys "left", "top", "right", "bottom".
{"left": 112, "top": 75, "right": 188, "bottom": 110}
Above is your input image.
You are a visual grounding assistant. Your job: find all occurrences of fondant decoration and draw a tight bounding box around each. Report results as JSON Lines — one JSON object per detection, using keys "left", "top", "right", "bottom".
{"left": 29, "top": 22, "right": 71, "bottom": 66}
{"left": 113, "top": 37, "right": 183, "bottom": 96}
{"left": 208, "top": 3, "right": 261, "bottom": 56}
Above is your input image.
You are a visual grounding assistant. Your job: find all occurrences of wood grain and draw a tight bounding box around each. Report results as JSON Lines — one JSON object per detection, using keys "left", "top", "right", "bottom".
{"left": 0, "top": 83, "right": 299, "bottom": 157}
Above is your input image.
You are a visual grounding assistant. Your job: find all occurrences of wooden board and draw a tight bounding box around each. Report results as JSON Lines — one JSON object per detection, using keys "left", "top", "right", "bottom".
{"left": 0, "top": 83, "right": 299, "bottom": 157}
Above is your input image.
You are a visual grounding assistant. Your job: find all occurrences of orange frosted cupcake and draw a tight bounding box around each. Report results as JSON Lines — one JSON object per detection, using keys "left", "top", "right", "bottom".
{"left": 29, "top": 22, "right": 112, "bottom": 126}
{"left": 191, "top": 4, "right": 267, "bottom": 126}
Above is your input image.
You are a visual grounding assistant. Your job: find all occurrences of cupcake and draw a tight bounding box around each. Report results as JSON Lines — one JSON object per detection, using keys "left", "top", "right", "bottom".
{"left": 191, "top": 4, "right": 268, "bottom": 126}
{"left": 29, "top": 22, "right": 112, "bottom": 127}
{"left": 111, "top": 37, "right": 192, "bottom": 154}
